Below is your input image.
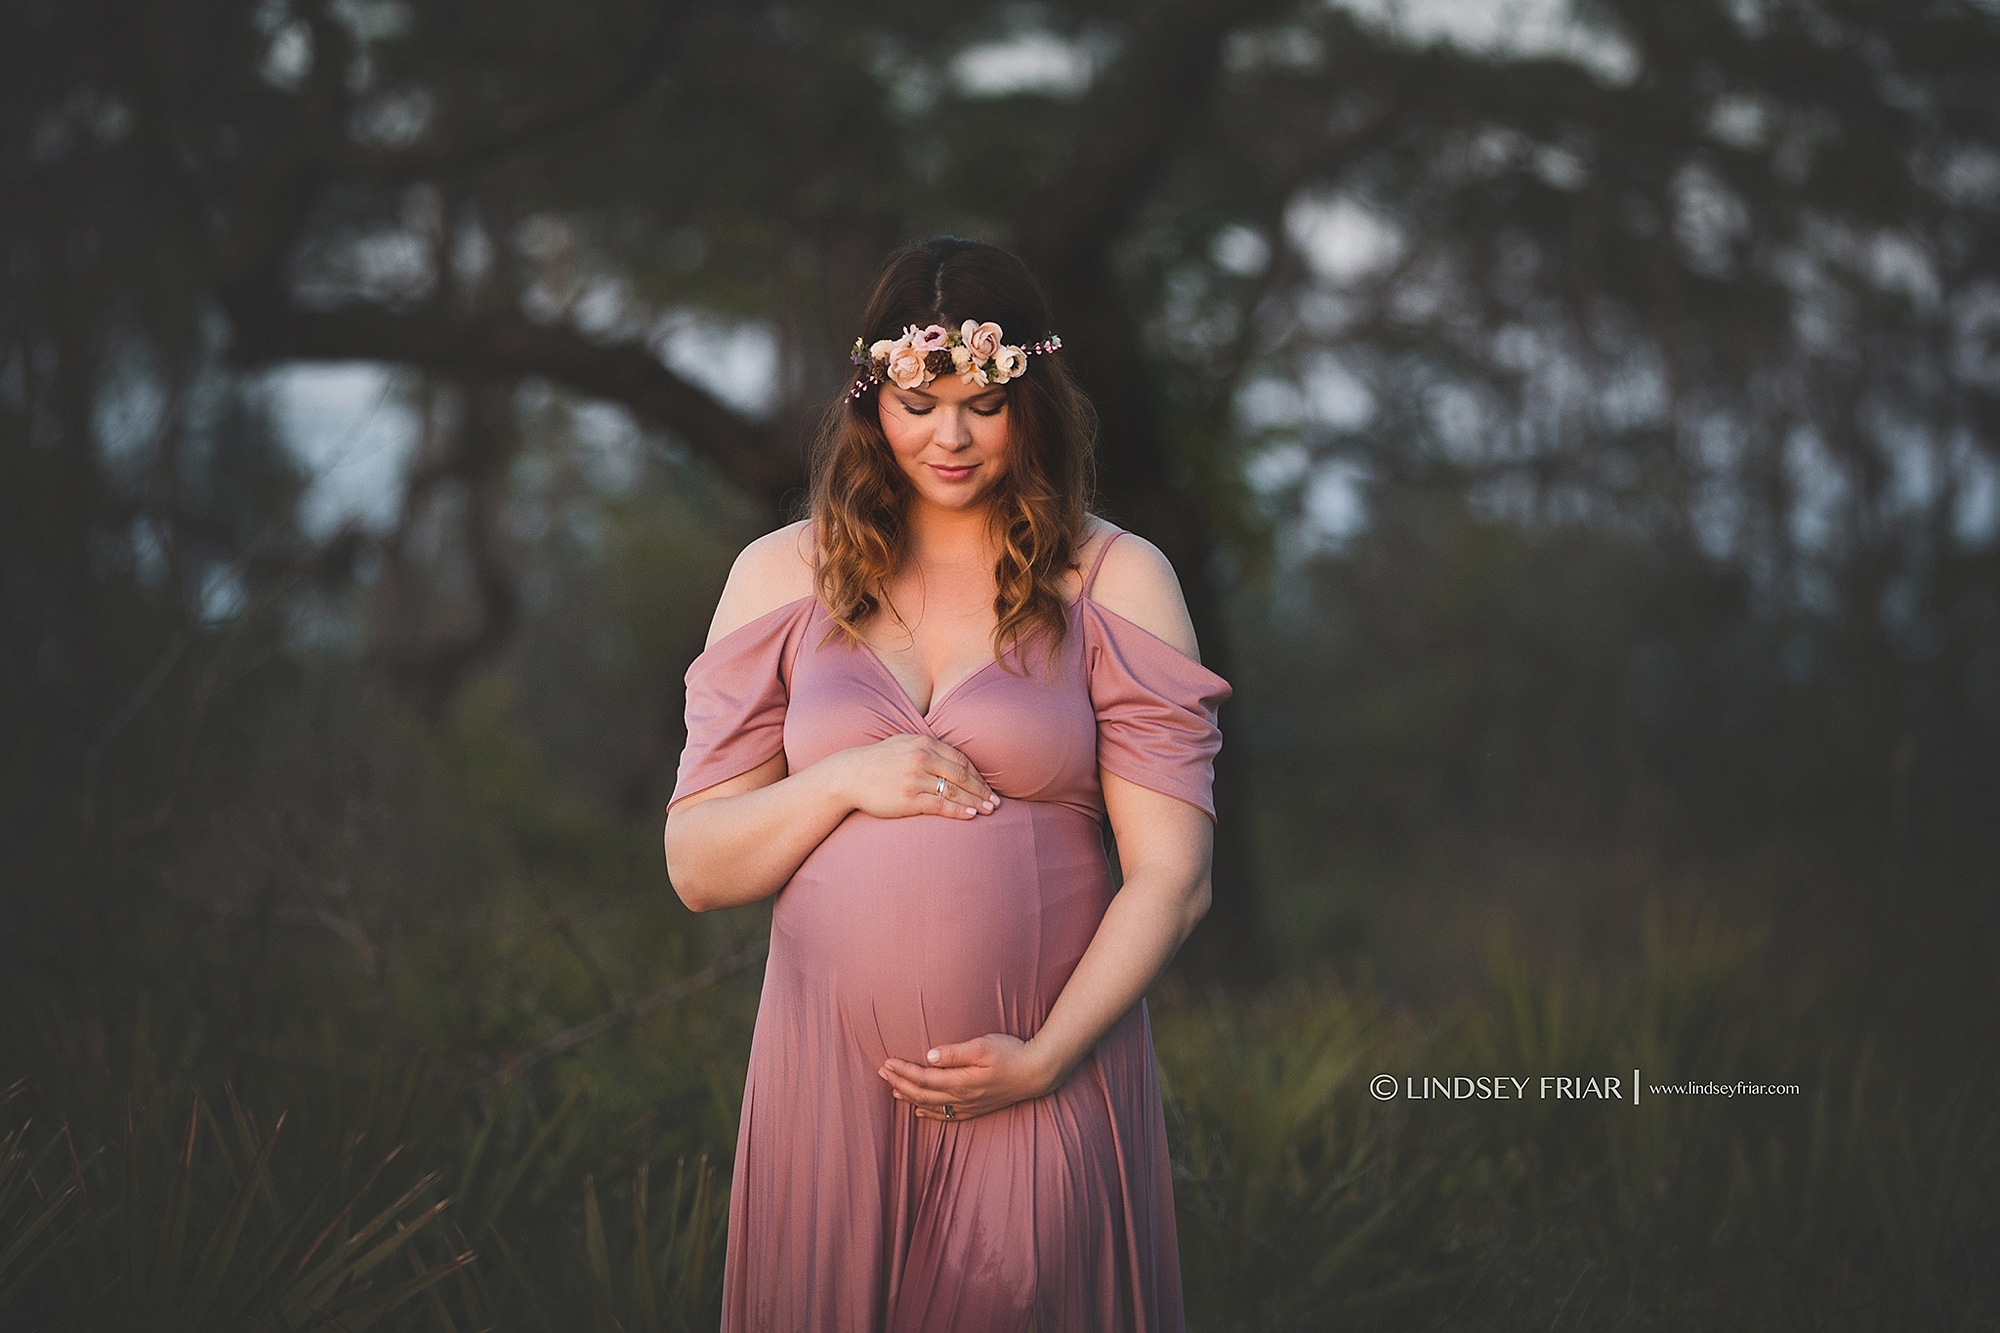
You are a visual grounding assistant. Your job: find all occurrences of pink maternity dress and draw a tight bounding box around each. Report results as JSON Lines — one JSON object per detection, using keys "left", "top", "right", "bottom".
{"left": 669, "top": 529, "right": 1230, "bottom": 1332}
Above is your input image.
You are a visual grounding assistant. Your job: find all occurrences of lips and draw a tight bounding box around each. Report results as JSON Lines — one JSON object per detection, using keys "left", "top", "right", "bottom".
{"left": 928, "top": 462, "right": 978, "bottom": 482}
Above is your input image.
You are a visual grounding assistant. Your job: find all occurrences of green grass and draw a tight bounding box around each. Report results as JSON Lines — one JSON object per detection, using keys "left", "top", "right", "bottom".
{"left": 6, "top": 893, "right": 1992, "bottom": 1331}
{"left": 1152, "top": 901, "right": 2000, "bottom": 1330}
{"left": 0, "top": 1045, "right": 732, "bottom": 1333}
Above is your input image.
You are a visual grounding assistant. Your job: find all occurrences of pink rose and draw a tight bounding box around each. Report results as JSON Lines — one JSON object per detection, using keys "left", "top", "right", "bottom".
{"left": 887, "top": 343, "right": 930, "bottom": 389}
{"left": 910, "top": 324, "right": 951, "bottom": 353}
{"left": 961, "top": 320, "right": 1005, "bottom": 363}
{"left": 950, "top": 343, "right": 988, "bottom": 386}
{"left": 990, "top": 345, "right": 1027, "bottom": 383}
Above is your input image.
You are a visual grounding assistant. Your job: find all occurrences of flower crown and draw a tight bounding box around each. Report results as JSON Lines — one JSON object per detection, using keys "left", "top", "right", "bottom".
{"left": 847, "top": 320, "right": 1062, "bottom": 401}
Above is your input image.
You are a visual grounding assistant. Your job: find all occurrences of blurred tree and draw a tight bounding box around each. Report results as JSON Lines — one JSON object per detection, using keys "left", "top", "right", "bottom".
{"left": 5, "top": 0, "right": 1998, "bottom": 987}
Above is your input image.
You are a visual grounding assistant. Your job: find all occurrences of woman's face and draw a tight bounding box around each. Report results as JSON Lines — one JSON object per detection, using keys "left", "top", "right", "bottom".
{"left": 878, "top": 371, "right": 1010, "bottom": 512}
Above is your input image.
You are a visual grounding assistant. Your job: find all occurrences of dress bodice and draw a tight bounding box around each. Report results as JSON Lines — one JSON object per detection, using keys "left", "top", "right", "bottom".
{"left": 670, "top": 532, "right": 1232, "bottom": 822}
{"left": 783, "top": 595, "right": 1104, "bottom": 817}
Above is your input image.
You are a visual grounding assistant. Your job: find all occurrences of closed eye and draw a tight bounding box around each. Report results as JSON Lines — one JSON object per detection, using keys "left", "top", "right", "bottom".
{"left": 898, "top": 400, "right": 1006, "bottom": 417}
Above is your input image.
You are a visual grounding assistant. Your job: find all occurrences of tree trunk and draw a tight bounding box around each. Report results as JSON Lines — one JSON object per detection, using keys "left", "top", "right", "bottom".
{"left": 1032, "top": 253, "right": 1263, "bottom": 982}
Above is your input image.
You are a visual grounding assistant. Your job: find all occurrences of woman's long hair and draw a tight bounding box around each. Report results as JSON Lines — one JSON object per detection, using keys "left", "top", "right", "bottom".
{"left": 807, "top": 237, "right": 1097, "bottom": 668}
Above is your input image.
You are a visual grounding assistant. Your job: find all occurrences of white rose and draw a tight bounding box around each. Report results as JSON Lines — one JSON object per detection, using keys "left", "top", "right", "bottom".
{"left": 950, "top": 344, "right": 989, "bottom": 386}
{"left": 869, "top": 338, "right": 900, "bottom": 361}
{"left": 961, "top": 320, "right": 1005, "bottom": 363}
{"left": 887, "top": 343, "right": 930, "bottom": 389}
{"left": 990, "top": 345, "right": 1027, "bottom": 382}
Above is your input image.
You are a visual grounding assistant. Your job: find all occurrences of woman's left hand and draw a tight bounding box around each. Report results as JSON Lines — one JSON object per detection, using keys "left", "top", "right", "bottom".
{"left": 878, "top": 1035, "right": 1065, "bottom": 1123}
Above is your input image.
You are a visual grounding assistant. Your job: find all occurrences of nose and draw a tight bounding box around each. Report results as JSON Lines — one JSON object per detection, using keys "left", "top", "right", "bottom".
{"left": 934, "top": 407, "right": 972, "bottom": 450}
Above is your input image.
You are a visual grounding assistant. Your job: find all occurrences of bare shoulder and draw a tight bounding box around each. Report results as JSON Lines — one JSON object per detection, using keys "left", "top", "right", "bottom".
{"left": 1085, "top": 529, "right": 1202, "bottom": 662}
{"left": 705, "top": 520, "right": 817, "bottom": 647}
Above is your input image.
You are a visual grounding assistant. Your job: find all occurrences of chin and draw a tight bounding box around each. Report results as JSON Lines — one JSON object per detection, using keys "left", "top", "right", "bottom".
{"left": 919, "top": 487, "right": 991, "bottom": 513}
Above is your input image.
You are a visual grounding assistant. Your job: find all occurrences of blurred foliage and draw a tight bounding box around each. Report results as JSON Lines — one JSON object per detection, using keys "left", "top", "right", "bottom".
{"left": 1157, "top": 905, "right": 2000, "bottom": 1329}
{"left": 1236, "top": 483, "right": 1999, "bottom": 1056}
{"left": 7, "top": 901, "right": 1989, "bottom": 1329}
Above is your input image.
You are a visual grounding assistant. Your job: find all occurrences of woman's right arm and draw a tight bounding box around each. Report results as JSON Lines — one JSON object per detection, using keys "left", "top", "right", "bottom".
{"left": 664, "top": 750, "right": 854, "bottom": 912}
{"left": 662, "top": 526, "right": 997, "bottom": 912}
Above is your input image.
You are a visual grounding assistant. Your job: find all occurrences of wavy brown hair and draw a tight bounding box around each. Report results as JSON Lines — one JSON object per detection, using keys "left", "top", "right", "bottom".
{"left": 807, "top": 237, "right": 1097, "bottom": 668}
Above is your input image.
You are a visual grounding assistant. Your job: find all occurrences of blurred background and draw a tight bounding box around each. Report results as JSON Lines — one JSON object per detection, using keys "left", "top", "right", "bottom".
{"left": 4, "top": 0, "right": 1998, "bottom": 1327}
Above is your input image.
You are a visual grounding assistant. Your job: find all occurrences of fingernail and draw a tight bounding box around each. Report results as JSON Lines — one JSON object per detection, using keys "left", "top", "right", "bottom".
{"left": 927, "top": 1049, "right": 940, "bottom": 1063}
{"left": 965, "top": 806, "right": 978, "bottom": 816}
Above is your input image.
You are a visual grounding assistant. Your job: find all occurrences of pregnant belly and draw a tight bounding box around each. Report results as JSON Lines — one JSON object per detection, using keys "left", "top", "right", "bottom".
{"left": 770, "top": 800, "right": 1110, "bottom": 1066}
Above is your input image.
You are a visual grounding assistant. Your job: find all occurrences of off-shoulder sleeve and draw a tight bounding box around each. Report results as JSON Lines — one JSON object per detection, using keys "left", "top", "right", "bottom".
{"left": 669, "top": 597, "right": 814, "bottom": 808}
{"left": 1082, "top": 598, "right": 1233, "bottom": 820}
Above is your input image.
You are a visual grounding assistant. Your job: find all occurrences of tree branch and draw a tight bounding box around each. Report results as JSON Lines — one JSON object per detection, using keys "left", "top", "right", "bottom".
{"left": 222, "top": 284, "right": 798, "bottom": 499}
{"left": 328, "top": 5, "right": 686, "bottom": 183}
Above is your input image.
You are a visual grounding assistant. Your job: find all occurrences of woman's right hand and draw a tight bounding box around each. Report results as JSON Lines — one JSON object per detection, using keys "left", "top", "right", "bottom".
{"left": 823, "top": 734, "right": 998, "bottom": 820}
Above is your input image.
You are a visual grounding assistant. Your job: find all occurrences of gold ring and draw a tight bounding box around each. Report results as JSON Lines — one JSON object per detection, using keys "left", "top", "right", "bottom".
{"left": 942, "top": 1104, "right": 955, "bottom": 1121}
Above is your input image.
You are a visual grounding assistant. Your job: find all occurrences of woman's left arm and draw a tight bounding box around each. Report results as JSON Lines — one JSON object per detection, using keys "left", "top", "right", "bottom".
{"left": 879, "top": 535, "right": 1215, "bottom": 1120}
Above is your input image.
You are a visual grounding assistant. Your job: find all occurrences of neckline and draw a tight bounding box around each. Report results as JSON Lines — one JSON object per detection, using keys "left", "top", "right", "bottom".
{"left": 825, "top": 531, "right": 1118, "bottom": 724}
{"left": 693, "top": 583, "right": 1221, "bottom": 719}
{"left": 849, "top": 596, "right": 1089, "bottom": 725}
{"left": 852, "top": 638, "right": 1003, "bottom": 725}
{"left": 694, "top": 525, "right": 1126, "bottom": 709}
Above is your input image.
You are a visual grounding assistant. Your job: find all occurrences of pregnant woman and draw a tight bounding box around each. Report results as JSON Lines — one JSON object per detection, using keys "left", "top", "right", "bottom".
{"left": 663, "top": 236, "right": 1229, "bottom": 1332}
